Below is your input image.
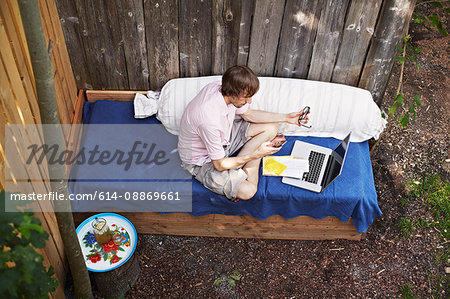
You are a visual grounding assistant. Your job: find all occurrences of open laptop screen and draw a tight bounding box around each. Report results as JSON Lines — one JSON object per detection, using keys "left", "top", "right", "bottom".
{"left": 322, "top": 133, "right": 351, "bottom": 190}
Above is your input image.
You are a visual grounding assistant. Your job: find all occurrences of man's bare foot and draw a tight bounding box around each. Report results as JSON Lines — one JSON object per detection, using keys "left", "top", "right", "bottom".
{"left": 231, "top": 197, "right": 240, "bottom": 202}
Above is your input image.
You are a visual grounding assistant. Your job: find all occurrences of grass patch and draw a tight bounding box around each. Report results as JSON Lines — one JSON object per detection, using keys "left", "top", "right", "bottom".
{"left": 399, "top": 284, "right": 416, "bottom": 299}
{"left": 398, "top": 174, "right": 449, "bottom": 297}
{"left": 408, "top": 174, "right": 449, "bottom": 239}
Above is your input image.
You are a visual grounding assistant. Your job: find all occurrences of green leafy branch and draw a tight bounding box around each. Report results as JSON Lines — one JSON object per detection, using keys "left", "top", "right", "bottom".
{"left": 413, "top": 1, "right": 449, "bottom": 36}
{"left": 0, "top": 191, "right": 58, "bottom": 298}
{"left": 388, "top": 34, "right": 422, "bottom": 128}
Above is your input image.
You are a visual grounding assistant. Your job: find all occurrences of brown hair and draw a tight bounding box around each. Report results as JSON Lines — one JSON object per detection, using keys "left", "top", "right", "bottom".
{"left": 221, "top": 65, "right": 259, "bottom": 98}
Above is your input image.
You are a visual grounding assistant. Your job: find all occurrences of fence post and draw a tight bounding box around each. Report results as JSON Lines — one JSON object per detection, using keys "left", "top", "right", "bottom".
{"left": 359, "top": 0, "right": 417, "bottom": 105}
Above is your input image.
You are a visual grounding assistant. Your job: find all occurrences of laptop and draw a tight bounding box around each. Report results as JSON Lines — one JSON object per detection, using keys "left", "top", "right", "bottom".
{"left": 282, "top": 132, "right": 352, "bottom": 193}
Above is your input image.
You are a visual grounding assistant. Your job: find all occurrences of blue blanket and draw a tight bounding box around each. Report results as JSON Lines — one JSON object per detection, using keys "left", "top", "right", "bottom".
{"left": 70, "top": 100, "right": 381, "bottom": 233}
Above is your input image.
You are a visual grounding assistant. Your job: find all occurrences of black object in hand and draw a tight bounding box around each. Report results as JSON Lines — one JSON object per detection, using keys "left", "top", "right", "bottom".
{"left": 298, "top": 106, "right": 312, "bottom": 128}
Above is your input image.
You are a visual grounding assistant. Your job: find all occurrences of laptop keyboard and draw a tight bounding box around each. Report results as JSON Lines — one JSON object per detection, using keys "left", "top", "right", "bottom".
{"left": 302, "top": 151, "right": 326, "bottom": 183}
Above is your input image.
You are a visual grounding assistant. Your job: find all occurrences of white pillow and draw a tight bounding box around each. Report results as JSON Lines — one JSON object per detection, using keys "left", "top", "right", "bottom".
{"left": 157, "top": 76, "right": 386, "bottom": 142}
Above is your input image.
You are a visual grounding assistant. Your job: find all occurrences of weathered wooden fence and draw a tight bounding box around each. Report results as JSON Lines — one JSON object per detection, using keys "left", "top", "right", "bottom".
{"left": 56, "top": 0, "right": 416, "bottom": 104}
{"left": 1, "top": 0, "right": 78, "bottom": 297}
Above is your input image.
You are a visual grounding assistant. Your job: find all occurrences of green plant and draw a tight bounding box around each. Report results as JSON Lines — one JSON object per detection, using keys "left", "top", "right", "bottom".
{"left": 408, "top": 174, "right": 449, "bottom": 239}
{"left": 372, "top": 1, "right": 448, "bottom": 153}
{"left": 388, "top": 1, "right": 448, "bottom": 126}
{"left": 413, "top": 1, "right": 449, "bottom": 36}
{"left": 398, "top": 175, "right": 449, "bottom": 239}
{"left": 398, "top": 216, "right": 416, "bottom": 237}
{"left": 387, "top": 34, "right": 422, "bottom": 128}
{"left": 213, "top": 269, "right": 242, "bottom": 287}
{"left": 0, "top": 191, "right": 58, "bottom": 298}
{"left": 399, "top": 283, "right": 417, "bottom": 299}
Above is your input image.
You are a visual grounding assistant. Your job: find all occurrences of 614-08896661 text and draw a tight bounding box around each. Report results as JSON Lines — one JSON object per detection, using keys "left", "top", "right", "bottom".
{"left": 96, "top": 191, "right": 181, "bottom": 201}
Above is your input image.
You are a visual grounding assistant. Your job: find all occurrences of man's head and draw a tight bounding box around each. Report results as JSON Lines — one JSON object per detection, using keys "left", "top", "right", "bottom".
{"left": 221, "top": 66, "right": 259, "bottom": 108}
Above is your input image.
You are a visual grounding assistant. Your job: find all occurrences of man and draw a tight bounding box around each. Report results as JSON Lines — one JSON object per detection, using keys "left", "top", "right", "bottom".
{"left": 178, "top": 65, "right": 309, "bottom": 201}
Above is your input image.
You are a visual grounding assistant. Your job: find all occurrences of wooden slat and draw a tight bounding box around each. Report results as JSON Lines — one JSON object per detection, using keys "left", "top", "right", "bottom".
{"left": 45, "top": 0, "right": 78, "bottom": 109}
{"left": 85, "top": 90, "right": 146, "bottom": 102}
{"left": 0, "top": 109, "right": 6, "bottom": 189}
{"left": 211, "top": 0, "right": 242, "bottom": 74}
{"left": 248, "top": 0, "right": 286, "bottom": 76}
{"left": 144, "top": 0, "right": 179, "bottom": 90}
{"left": 115, "top": 0, "right": 149, "bottom": 90}
{"left": 0, "top": 0, "right": 40, "bottom": 123}
{"left": 73, "top": 212, "right": 363, "bottom": 240}
{"left": 54, "top": 0, "right": 93, "bottom": 89}
{"left": 66, "top": 89, "right": 85, "bottom": 177}
{"left": 179, "top": 0, "right": 212, "bottom": 77}
{"left": 275, "top": 0, "right": 323, "bottom": 78}
{"left": 37, "top": 0, "right": 71, "bottom": 144}
{"left": 8, "top": 0, "right": 33, "bottom": 90}
{"left": 0, "top": 45, "right": 51, "bottom": 193}
{"left": 0, "top": 20, "right": 36, "bottom": 125}
{"left": 73, "top": 0, "right": 128, "bottom": 90}
{"left": 38, "top": 0, "right": 72, "bottom": 126}
{"left": 307, "top": 0, "right": 350, "bottom": 82}
{"left": 237, "top": 0, "right": 255, "bottom": 66}
{"left": 331, "top": 0, "right": 383, "bottom": 86}
{"left": 39, "top": 0, "right": 78, "bottom": 123}
{"left": 359, "top": 0, "right": 416, "bottom": 104}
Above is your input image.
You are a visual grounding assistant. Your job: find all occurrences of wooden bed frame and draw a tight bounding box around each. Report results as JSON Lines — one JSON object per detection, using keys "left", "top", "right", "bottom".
{"left": 70, "top": 90, "right": 364, "bottom": 240}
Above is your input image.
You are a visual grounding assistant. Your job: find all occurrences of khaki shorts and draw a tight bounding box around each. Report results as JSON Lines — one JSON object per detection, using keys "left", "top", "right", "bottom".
{"left": 182, "top": 117, "right": 250, "bottom": 199}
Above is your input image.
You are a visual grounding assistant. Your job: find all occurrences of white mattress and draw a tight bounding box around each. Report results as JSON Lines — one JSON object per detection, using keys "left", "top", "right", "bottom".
{"left": 157, "top": 76, "right": 386, "bottom": 142}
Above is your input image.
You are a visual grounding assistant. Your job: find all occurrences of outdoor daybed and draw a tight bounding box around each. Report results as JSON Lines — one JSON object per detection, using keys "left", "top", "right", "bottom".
{"left": 70, "top": 77, "right": 384, "bottom": 240}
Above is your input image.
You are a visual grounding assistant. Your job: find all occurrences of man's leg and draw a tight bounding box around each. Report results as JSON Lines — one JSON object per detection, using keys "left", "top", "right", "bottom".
{"left": 236, "top": 122, "right": 279, "bottom": 200}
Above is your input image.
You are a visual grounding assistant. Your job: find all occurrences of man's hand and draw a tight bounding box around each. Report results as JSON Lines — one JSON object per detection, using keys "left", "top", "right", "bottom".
{"left": 285, "top": 110, "right": 310, "bottom": 126}
{"left": 255, "top": 141, "right": 281, "bottom": 158}
{"left": 212, "top": 141, "right": 280, "bottom": 171}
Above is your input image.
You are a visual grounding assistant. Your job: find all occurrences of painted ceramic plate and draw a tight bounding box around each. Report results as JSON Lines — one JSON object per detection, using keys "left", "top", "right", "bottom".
{"left": 76, "top": 213, "right": 137, "bottom": 272}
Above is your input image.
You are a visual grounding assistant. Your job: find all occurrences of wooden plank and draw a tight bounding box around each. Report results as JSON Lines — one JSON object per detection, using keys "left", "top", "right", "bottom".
{"left": 359, "top": 0, "right": 416, "bottom": 105}
{"left": 179, "top": 0, "right": 212, "bottom": 77}
{"left": 54, "top": 0, "right": 93, "bottom": 90}
{"left": 0, "top": 21, "right": 36, "bottom": 125}
{"left": 0, "top": 109, "right": 5, "bottom": 190}
{"left": 0, "top": 8, "right": 51, "bottom": 183}
{"left": 0, "top": 0, "right": 40, "bottom": 123}
{"left": 237, "top": 0, "right": 255, "bottom": 66}
{"left": 73, "top": 0, "right": 128, "bottom": 90}
{"left": 73, "top": 212, "right": 362, "bottom": 240}
{"left": 8, "top": 0, "right": 33, "bottom": 88}
{"left": 212, "top": 0, "right": 242, "bottom": 74}
{"left": 0, "top": 59, "right": 52, "bottom": 196}
{"left": 37, "top": 0, "right": 72, "bottom": 144}
{"left": 275, "top": 0, "right": 323, "bottom": 78}
{"left": 41, "top": 0, "right": 78, "bottom": 116}
{"left": 115, "top": 0, "right": 149, "bottom": 90}
{"left": 45, "top": 0, "right": 79, "bottom": 109}
{"left": 307, "top": 0, "right": 350, "bottom": 82}
{"left": 331, "top": 0, "right": 383, "bottom": 86}
{"left": 248, "top": 0, "right": 286, "bottom": 76}
{"left": 66, "top": 90, "right": 85, "bottom": 177}
{"left": 38, "top": 0, "right": 72, "bottom": 128}
{"left": 144, "top": 0, "right": 179, "bottom": 90}
{"left": 85, "top": 90, "right": 146, "bottom": 102}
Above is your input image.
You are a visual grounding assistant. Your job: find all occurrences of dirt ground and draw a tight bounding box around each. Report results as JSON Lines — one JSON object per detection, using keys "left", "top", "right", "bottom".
{"left": 121, "top": 5, "right": 449, "bottom": 299}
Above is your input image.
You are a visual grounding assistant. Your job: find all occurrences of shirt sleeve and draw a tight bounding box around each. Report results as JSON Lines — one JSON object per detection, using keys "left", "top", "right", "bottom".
{"left": 197, "top": 123, "right": 226, "bottom": 160}
{"left": 235, "top": 103, "right": 249, "bottom": 115}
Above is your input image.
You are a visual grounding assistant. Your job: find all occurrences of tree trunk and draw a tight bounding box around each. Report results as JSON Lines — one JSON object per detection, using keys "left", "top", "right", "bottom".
{"left": 17, "top": 1, "right": 93, "bottom": 298}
